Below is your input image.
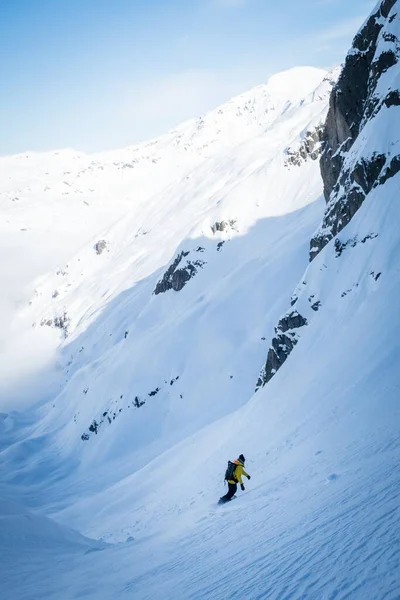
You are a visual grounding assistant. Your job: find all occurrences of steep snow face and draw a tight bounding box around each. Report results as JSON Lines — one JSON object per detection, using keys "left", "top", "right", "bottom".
{"left": 0, "top": 66, "right": 330, "bottom": 409}
{"left": 0, "top": 66, "right": 335, "bottom": 484}
{"left": 0, "top": 65, "right": 342, "bottom": 597}
{"left": 0, "top": 497, "right": 105, "bottom": 600}
{"left": 0, "top": 497, "right": 100, "bottom": 551}
{"left": 52, "top": 3, "right": 400, "bottom": 596}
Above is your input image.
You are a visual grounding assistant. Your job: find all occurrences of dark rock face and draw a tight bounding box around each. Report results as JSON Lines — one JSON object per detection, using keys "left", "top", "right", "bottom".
{"left": 284, "top": 125, "right": 325, "bottom": 167}
{"left": 256, "top": 311, "right": 307, "bottom": 389}
{"left": 379, "top": 154, "right": 400, "bottom": 185}
{"left": 334, "top": 232, "right": 378, "bottom": 257}
{"left": 383, "top": 89, "right": 400, "bottom": 108}
{"left": 154, "top": 251, "right": 205, "bottom": 295}
{"left": 311, "top": 301, "right": 321, "bottom": 312}
{"left": 311, "top": 0, "right": 398, "bottom": 260}
{"left": 276, "top": 311, "right": 307, "bottom": 332}
{"left": 94, "top": 240, "right": 109, "bottom": 255}
{"left": 311, "top": 152, "right": 387, "bottom": 258}
{"left": 148, "top": 387, "right": 160, "bottom": 397}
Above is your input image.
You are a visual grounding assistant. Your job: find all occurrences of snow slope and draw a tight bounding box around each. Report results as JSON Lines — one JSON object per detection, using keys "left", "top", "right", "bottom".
{"left": 1, "top": 5, "right": 400, "bottom": 595}
{"left": 0, "top": 66, "right": 329, "bottom": 410}
{"left": 0, "top": 65, "right": 333, "bottom": 475}
{"left": 0, "top": 497, "right": 106, "bottom": 599}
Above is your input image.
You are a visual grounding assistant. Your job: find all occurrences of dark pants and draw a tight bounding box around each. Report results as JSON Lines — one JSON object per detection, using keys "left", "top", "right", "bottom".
{"left": 221, "top": 482, "right": 237, "bottom": 502}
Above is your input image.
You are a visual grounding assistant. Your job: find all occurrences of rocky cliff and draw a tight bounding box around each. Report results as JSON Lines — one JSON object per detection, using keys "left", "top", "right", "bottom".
{"left": 257, "top": 0, "right": 400, "bottom": 388}
{"left": 311, "top": 0, "right": 399, "bottom": 260}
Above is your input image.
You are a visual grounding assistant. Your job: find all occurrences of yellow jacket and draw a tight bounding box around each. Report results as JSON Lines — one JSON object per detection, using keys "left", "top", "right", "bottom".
{"left": 228, "top": 459, "right": 249, "bottom": 484}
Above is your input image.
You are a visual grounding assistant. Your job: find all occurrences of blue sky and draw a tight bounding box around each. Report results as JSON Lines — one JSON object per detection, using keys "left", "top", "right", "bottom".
{"left": 0, "top": 0, "right": 376, "bottom": 154}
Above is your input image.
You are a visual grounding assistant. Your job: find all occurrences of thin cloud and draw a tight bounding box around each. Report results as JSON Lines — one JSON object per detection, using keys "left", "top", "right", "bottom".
{"left": 117, "top": 66, "right": 270, "bottom": 144}
{"left": 317, "top": 14, "right": 367, "bottom": 42}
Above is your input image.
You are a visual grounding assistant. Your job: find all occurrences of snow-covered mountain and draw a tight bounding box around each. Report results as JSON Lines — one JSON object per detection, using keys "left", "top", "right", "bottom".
{"left": 1, "top": 1, "right": 400, "bottom": 597}
{"left": 0, "top": 64, "right": 333, "bottom": 453}
{"left": 0, "top": 65, "right": 331, "bottom": 407}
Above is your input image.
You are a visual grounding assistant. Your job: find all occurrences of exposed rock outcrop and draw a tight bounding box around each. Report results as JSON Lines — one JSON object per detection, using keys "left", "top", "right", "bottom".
{"left": 154, "top": 251, "right": 205, "bottom": 295}
{"left": 80, "top": 377, "right": 181, "bottom": 441}
{"left": 256, "top": 311, "right": 307, "bottom": 389}
{"left": 94, "top": 240, "right": 109, "bottom": 255}
{"left": 211, "top": 220, "right": 237, "bottom": 235}
{"left": 40, "top": 311, "right": 70, "bottom": 338}
{"left": 284, "top": 125, "right": 324, "bottom": 167}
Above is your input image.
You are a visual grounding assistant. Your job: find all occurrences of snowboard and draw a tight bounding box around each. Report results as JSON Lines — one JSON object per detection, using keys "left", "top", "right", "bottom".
{"left": 218, "top": 495, "right": 237, "bottom": 505}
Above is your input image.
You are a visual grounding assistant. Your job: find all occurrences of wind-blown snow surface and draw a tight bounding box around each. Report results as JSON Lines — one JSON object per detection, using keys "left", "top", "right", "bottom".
{"left": 1, "top": 56, "right": 399, "bottom": 600}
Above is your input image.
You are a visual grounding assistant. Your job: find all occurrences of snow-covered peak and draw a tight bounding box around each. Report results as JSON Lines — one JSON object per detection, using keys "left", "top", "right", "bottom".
{"left": 264, "top": 66, "right": 328, "bottom": 103}
{"left": 147, "top": 66, "right": 329, "bottom": 155}
{"left": 304, "top": 66, "right": 343, "bottom": 104}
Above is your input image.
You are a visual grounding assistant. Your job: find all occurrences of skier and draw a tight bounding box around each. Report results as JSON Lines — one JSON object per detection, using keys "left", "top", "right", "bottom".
{"left": 219, "top": 454, "right": 251, "bottom": 504}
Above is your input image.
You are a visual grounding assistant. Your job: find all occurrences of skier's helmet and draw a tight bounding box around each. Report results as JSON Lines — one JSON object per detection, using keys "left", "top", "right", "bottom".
{"left": 239, "top": 454, "right": 245, "bottom": 463}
